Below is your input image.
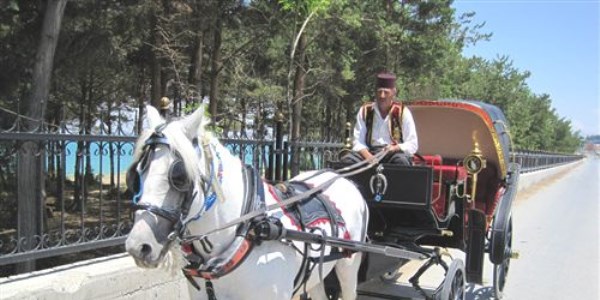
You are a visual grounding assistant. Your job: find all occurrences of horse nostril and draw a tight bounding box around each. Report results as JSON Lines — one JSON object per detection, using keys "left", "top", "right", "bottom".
{"left": 140, "top": 243, "right": 152, "bottom": 256}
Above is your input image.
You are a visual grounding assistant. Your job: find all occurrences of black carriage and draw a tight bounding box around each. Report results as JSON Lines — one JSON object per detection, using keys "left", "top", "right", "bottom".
{"left": 329, "top": 99, "right": 519, "bottom": 299}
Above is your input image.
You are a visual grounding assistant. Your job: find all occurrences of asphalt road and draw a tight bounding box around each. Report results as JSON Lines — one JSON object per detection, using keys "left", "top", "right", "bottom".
{"left": 498, "top": 158, "right": 599, "bottom": 300}
{"left": 358, "top": 158, "right": 599, "bottom": 299}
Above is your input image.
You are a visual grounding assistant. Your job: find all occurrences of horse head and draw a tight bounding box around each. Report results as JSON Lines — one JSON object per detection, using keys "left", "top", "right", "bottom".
{"left": 125, "top": 105, "right": 208, "bottom": 268}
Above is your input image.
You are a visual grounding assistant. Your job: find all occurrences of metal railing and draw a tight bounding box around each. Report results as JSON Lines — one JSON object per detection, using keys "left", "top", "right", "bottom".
{"left": 513, "top": 150, "right": 584, "bottom": 173}
{"left": 0, "top": 132, "right": 276, "bottom": 273}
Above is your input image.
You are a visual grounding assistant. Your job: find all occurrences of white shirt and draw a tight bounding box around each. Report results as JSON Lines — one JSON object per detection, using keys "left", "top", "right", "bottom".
{"left": 352, "top": 103, "right": 419, "bottom": 155}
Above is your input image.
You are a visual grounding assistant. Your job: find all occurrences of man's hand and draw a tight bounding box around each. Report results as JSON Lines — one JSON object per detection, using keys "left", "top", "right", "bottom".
{"left": 359, "top": 149, "right": 374, "bottom": 160}
{"left": 386, "top": 144, "right": 402, "bottom": 153}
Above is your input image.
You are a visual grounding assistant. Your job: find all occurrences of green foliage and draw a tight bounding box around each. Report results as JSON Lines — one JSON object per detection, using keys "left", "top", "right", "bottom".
{"left": 278, "top": 0, "right": 333, "bottom": 14}
{"left": 0, "top": 0, "right": 583, "bottom": 153}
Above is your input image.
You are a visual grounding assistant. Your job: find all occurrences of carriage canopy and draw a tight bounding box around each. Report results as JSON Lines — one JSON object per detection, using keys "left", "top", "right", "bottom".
{"left": 408, "top": 99, "right": 512, "bottom": 179}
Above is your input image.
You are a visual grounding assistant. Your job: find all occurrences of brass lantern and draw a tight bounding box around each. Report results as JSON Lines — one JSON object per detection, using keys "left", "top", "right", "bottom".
{"left": 464, "top": 142, "right": 486, "bottom": 174}
{"left": 464, "top": 141, "right": 486, "bottom": 202}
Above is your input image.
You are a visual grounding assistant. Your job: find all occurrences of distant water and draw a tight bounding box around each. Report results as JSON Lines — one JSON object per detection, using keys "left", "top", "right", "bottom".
{"left": 60, "top": 142, "right": 273, "bottom": 177}
{"left": 62, "top": 142, "right": 136, "bottom": 176}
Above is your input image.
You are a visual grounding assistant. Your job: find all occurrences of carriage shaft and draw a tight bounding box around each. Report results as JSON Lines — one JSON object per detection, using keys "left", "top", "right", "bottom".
{"left": 281, "top": 228, "right": 428, "bottom": 261}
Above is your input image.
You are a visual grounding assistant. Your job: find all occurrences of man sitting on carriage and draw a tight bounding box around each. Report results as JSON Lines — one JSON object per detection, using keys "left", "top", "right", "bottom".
{"left": 342, "top": 72, "right": 419, "bottom": 165}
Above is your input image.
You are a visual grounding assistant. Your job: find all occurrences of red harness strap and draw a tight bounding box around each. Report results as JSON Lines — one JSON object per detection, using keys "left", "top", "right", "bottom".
{"left": 182, "top": 238, "right": 253, "bottom": 280}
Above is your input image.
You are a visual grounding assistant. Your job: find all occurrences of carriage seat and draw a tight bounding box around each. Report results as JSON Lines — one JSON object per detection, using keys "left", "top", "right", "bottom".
{"left": 414, "top": 154, "right": 442, "bottom": 166}
{"left": 416, "top": 155, "right": 467, "bottom": 220}
{"left": 415, "top": 155, "right": 467, "bottom": 183}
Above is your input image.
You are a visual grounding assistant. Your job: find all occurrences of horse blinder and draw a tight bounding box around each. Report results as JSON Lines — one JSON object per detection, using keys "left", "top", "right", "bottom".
{"left": 126, "top": 149, "right": 153, "bottom": 195}
{"left": 126, "top": 150, "right": 192, "bottom": 196}
{"left": 169, "top": 159, "right": 192, "bottom": 192}
{"left": 125, "top": 164, "right": 140, "bottom": 194}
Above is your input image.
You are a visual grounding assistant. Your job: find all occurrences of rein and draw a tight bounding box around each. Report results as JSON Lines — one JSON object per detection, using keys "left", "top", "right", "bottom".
{"left": 181, "top": 149, "right": 389, "bottom": 243}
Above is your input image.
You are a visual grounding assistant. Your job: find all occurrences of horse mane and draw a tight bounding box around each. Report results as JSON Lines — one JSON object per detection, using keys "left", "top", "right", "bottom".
{"left": 132, "top": 117, "right": 209, "bottom": 184}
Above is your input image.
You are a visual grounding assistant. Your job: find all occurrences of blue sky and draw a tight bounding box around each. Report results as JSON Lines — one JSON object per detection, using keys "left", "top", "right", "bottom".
{"left": 453, "top": 0, "right": 599, "bottom": 137}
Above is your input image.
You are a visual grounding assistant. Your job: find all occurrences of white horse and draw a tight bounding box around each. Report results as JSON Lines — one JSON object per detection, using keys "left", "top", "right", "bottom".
{"left": 125, "top": 105, "right": 368, "bottom": 300}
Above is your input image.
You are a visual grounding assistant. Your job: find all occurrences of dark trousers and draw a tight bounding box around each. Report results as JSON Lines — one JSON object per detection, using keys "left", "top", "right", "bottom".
{"left": 340, "top": 147, "right": 412, "bottom": 166}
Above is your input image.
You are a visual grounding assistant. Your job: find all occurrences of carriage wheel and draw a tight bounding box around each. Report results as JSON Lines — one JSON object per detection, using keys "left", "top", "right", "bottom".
{"left": 440, "top": 259, "right": 465, "bottom": 300}
{"left": 493, "top": 216, "right": 513, "bottom": 299}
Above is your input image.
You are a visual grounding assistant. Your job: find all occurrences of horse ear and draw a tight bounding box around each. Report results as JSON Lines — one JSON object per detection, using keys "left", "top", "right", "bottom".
{"left": 181, "top": 105, "right": 206, "bottom": 139}
{"left": 146, "top": 105, "right": 164, "bottom": 128}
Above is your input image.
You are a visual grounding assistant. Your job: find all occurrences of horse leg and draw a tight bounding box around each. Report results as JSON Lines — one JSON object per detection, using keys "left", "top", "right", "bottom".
{"left": 335, "top": 252, "right": 363, "bottom": 300}
{"left": 307, "top": 282, "right": 328, "bottom": 300}
{"left": 186, "top": 279, "right": 209, "bottom": 300}
{"left": 302, "top": 261, "right": 336, "bottom": 300}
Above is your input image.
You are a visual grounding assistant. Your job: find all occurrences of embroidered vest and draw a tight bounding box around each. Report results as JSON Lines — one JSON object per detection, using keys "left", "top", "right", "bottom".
{"left": 361, "top": 101, "right": 404, "bottom": 148}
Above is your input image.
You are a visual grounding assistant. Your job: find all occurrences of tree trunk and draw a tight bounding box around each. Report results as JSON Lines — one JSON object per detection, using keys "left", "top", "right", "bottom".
{"left": 106, "top": 101, "right": 114, "bottom": 188}
{"left": 324, "top": 99, "right": 332, "bottom": 140}
{"left": 136, "top": 67, "right": 146, "bottom": 135}
{"left": 240, "top": 97, "right": 247, "bottom": 137}
{"left": 84, "top": 77, "right": 93, "bottom": 193}
{"left": 17, "top": 0, "right": 67, "bottom": 273}
{"left": 209, "top": 17, "right": 223, "bottom": 124}
{"left": 188, "top": 30, "right": 204, "bottom": 102}
{"left": 150, "top": 12, "right": 163, "bottom": 109}
{"left": 73, "top": 99, "right": 85, "bottom": 212}
{"left": 290, "top": 33, "right": 307, "bottom": 176}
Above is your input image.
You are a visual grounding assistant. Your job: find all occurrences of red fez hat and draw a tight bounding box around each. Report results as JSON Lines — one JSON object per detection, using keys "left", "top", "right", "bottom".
{"left": 376, "top": 72, "right": 396, "bottom": 89}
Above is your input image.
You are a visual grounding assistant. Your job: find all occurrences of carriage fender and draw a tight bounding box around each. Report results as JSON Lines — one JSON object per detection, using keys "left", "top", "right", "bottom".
{"left": 490, "top": 162, "right": 520, "bottom": 264}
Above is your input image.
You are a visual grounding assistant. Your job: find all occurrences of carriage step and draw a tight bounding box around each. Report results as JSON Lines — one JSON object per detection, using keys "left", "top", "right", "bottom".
{"left": 510, "top": 250, "right": 520, "bottom": 259}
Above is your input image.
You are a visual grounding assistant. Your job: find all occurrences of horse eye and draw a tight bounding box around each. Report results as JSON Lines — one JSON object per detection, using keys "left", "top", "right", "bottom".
{"left": 169, "top": 160, "right": 190, "bottom": 191}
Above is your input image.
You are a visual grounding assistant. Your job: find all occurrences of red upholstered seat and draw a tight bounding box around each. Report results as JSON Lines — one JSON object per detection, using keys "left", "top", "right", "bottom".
{"left": 417, "top": 155, "right": 467, "bottom": 220}
{"left": 433, "top": 165, "right": 467, "bottom": 183}
{"left": 415, "top": 155, "right": 467, "bottom": 182}
{"left": 416, "top": 155, "right": 442, "bottom": 166}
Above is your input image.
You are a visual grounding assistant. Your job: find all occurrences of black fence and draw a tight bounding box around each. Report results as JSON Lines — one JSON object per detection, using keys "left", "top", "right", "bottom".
{"left": 513, "top": 150, "right": 584, "bottom": 173}
{"left": 0, "top": 109, "right": 585, "bottom": 276}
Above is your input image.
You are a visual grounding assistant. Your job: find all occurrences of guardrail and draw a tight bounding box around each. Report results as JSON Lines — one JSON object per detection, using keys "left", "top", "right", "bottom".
{"left": 513, "top": 150, "right": 585, "bottom": 173}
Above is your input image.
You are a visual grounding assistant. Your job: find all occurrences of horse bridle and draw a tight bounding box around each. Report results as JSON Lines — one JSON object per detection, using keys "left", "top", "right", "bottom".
{"left": 126, "top": 125, "right": 215, "bottom": 236}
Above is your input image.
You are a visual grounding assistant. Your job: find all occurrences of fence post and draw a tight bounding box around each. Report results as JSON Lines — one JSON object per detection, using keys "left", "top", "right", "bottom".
{"left": 274, "top": 112, "right": 284, "bottom": 181}
{"left": 266, "top": 144, "right": 274, "bottom": 181}
{"left": 283, "top": 141, "right": 289, "bottom": 181}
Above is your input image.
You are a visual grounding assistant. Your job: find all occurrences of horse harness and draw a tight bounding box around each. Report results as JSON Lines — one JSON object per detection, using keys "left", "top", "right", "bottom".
{"left": 362, "top": 101, "right": 404, "bottom": 148}
{"left": 181, "top": 173, "right": 350, "bottom": 299}
{"left": 180, "top": 164, "right": 265, "bottom": 284}
{"left": 269, "top": 180, "right": 350, "bottom": 296}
